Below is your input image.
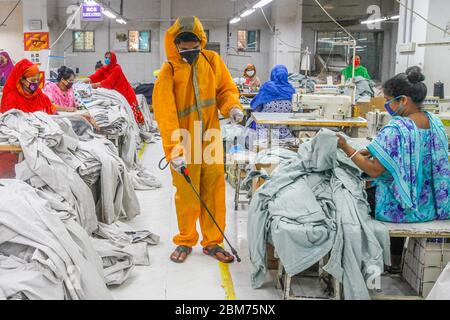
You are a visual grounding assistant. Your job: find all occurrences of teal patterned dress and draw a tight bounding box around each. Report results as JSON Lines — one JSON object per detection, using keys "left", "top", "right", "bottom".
{"left": 367, "top": 112, "right": 450, "bottom": 223}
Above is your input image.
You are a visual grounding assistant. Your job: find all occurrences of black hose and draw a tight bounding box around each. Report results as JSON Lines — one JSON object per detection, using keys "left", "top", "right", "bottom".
{"left": 180, "top": 167, "right": 241, "bottom": 263}
{"left": 158, "top": 156, "right": 169, "bottom": 171}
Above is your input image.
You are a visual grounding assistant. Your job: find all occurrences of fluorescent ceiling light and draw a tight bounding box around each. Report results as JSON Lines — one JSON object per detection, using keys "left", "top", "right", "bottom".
{"left": 116, "top": 18, "right": 127, "bottom": 24}
{"left": 253, "top": 0, "right": 273, "bottom": 9}
{"left": 361, "top": 15, "right": 399, "bottom": 24}
{"left": 84, "top": 0, "right": 98, "bottom": 4}
{"left": 361, "top": 17, "right": 387, "bottom": 24}
{"left": 229, "top": 17, "right": 241, "bottom": 24}
{"left": 102, "top": 9, "right": 116, "bottom": 19}
{"left": 241, "top": 9, "right": 256, "bottom": 18}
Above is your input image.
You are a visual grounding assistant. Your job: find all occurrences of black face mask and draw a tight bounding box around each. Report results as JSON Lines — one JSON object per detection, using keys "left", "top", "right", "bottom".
{"left": 64, "top": 81, "right": 74, "bottom": 90}
{"left": 179, "top": 49, "right": 200, "bottom": 65}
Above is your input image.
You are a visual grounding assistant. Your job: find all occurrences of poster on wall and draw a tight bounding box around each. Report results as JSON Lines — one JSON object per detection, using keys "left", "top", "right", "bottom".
{"left": 24, "top": 32, "right": 50, "bottom": 51}
{"left": 114, "top": 32, "right": 128, "bottom": 52}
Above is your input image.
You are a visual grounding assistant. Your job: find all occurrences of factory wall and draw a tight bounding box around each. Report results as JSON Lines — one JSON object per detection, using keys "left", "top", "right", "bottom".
{"left": 301, "top": 0, "right": 398, "bottom": 82}
{"left": 46, "top": 0, "right": 276, "bottom": 83}
{"left": 396, "top": 0, "right": 450, "bottom": 95}
{"left": 0, "top": 1, "right": 24, "bottom": 63}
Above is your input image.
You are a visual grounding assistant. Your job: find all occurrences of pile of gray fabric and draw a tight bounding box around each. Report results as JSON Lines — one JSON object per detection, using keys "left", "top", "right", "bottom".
{"left": 0, "top": 180, "right": 112, "bottom": 300}
{"left": 345, "top": 76, "right": 375, "bottom": 101}
{"left": 288, "top": 73, "right": 316, "bottom": 93}
{"left": 73, "top": 86, "right": 162, "bottom": 189}
{"left": 0, "top": 110, "right": 141, "bottom": 227}
{"left": 248, "top": 129, "right": 390, "bottom": 299}
{"left": 0, "top": 110, "right": 98, "bottom": 234}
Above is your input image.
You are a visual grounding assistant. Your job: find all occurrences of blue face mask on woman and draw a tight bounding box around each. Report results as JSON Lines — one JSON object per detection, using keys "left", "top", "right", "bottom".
{"left": 104, "top": 58, "right": 111, "bottom": 65}
{"left": 384, "top": 95, "right": 406, "bottom": 116}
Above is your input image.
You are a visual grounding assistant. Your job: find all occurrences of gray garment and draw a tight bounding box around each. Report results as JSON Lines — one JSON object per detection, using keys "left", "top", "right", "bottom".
{"left": 345, "top": 76, "right": 375, "bottom": 102}
{"left": 77, "top": 138, "right": 140, "bottom": 224}
{"left": 95, "top": 222, "right": 160, "bottom": 247}
{"left": 288, "top": 73, "right": 316, "bottom": 93}
{"left": 90, "top": 88, "right": 141, "bottom": 169}
{"left": 130, "top": 167, "right": 163, "bottom": 191}
{"left": 248, "top": 129, "right": 390, "bottom": 299}
{"left": 90, "top": 238, "right": 135, "bottom": 286}
{"left": 0, "top": 180, "right": 111, "bottom": 300}
{"left": 0, "top": 110, "right": 98, "bottom": 234}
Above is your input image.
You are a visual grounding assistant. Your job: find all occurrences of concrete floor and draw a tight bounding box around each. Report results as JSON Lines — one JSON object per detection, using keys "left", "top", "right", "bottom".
{"left": 109, "top": 139, "right": 281, "bottom": 300}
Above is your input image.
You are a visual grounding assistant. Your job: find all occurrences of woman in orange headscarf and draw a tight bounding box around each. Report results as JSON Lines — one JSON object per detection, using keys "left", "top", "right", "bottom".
{"left": 0, "top": 59, "right": 57, "bottom": 114}
{"left": 243, "top": 64, "right": 261, "bottom": 90}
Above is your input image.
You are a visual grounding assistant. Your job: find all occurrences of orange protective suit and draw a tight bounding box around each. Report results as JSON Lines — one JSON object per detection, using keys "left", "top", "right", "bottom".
{"left": 153, "top": 16, "right": 242, "bottom": 248}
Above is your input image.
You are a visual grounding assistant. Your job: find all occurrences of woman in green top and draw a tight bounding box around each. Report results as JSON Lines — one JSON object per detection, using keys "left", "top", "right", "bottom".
{"left": 341, "top": 54, "right": 371, "bottom": 80}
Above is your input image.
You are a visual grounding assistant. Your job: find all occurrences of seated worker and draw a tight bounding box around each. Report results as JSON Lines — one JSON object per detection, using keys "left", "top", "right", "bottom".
{"left": 243, "top": 63, "right": 261, "bottom": 90}
{"left": 43, "top": 66, "right": 76, "bottom": 112}
{"left": 0, "top": 51, "right": 14, "bottom": 85}
{"left": 153, "top": 16, "right": 243, "bottom": 264}
{"left": 84, "top": 51, "right": 144, "bottom": 124}
{"left": 1, "top": 59, "right": 57, "bottom": 114}
{"left": 95, "top": 60, "right": 103, "bottom": 71}
{"left": 250, "top": 65, "right": 295, "bottom": 139}
{"left": 0, "top": 59, "right": 97, "bottom": 178}
{"left": 337, "top": 66, "right": 450, "bottom": 223}
{"left": 341, "top": 54, "right": 371, "bottom": 81}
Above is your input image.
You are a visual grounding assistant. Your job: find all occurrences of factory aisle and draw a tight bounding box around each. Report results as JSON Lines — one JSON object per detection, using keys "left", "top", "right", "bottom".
{"left": 109, "top": 139, "right": 280, "bottom": 300}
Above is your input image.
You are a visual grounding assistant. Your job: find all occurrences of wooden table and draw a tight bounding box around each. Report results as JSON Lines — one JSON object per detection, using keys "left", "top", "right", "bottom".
{"left": 240, "top": 92, "right": 258, "bottom": 98}
{"left": 251, "top": 112, "right": 368, "bottom": 148}
{"left": 0, "top": 144, "right": 22, "bottom": 153}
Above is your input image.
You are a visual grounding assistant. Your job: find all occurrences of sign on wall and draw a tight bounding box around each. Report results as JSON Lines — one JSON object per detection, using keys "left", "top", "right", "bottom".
{"left": 24, "top": 32, "right": 50, "bottom": 51}
{"left": 81, "top": 3, "right": 103, "bottom": 22}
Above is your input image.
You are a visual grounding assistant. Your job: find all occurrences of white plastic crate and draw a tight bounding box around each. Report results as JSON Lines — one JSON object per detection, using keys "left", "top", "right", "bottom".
{"left": 402, "top": 238, "right": 450, "bottom": 297}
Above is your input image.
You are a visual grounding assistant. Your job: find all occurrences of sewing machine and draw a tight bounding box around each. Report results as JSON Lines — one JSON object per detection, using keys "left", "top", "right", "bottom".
{"left": 366, "top": 111, "right": 391, "bottom": 138}
{"left": 291, "top": 93, "right": 352, "bottom": 120}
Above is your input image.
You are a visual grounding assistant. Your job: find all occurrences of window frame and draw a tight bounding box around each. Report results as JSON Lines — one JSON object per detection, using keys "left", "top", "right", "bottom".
{"left": 128, "top": 30, "right": 151, "bottom": 53}
{"left": 72, "top": 30, "right": 95, "bottom": 52}
{"left": 237, "top": 29, "right": 261, "bottom": 53}
{"left": 315, "top": 30, "right": 384, "bottom": 81}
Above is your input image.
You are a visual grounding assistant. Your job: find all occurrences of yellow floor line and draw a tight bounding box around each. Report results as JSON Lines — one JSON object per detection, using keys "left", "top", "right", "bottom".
{"left": 138, "top": 143, "right": 148, "bottom": 161}
{"left": 219, "top": 261, "right": 237, "bottom": 300}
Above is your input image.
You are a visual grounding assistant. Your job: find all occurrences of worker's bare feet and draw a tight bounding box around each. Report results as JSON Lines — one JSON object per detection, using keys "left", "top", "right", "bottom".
{"left": 170, "top": 246, "right": 192, "bottom": 263}
{"left": 203, "top": 245, "right": 235, "bottom": 263}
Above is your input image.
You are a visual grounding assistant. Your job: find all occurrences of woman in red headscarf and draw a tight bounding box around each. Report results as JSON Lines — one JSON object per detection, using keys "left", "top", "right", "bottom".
{"left": 0, "top": 59, "right": 57, "bottom": 114}
{"left": 85, "top": 51, "right": 144, "bottom": 124}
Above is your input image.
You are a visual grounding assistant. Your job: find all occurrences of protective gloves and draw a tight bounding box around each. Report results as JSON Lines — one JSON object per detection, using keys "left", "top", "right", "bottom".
{"left": 170, "top": 156, "right": 187, "bottom": 175}
{"left": 229, "top": 107, "right": 244, "bottom": 124}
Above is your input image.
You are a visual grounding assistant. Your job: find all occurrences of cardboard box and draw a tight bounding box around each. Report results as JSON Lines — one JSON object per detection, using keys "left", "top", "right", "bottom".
{"left": 357, "top": 97, "right": 386, "bottom": 118}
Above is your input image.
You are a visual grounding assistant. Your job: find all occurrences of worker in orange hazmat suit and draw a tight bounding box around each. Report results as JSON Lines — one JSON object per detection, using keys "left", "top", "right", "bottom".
{"left": 153, "top": 16, "right": 244, "bottom": 264}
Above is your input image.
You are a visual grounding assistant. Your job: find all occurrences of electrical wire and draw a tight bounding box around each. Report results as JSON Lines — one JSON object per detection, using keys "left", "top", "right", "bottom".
{"left": 313, "top": 0, "right": 356, "bottom": 42}
{"left": 259, "top": 6, "right": 303, "bottom": 50}
{"left": 0, "top": 0, "right": 21, "bottom": 28}
{"left": 50, "top": 4, "right": 82, "bottom": 49}
{"left": 395, "top": 0, "right": 450, "bottom": 36}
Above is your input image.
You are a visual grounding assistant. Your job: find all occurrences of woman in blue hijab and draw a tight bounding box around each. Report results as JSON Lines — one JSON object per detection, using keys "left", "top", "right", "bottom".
{"left": 250, "top": 65, "right": 295, "bottom": 139}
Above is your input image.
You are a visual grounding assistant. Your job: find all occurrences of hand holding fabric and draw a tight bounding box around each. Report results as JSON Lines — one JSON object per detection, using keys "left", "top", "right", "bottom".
{"left": 336, "top": 133, "right": 348, "bottom": 150}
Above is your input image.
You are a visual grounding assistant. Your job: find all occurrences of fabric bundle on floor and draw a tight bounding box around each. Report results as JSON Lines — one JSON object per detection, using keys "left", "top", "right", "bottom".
{"left": 0, "top": 180, "right": 112, "bottom": 300}
{"left": 248, "top": 129, "right": 390, "bottom": 299}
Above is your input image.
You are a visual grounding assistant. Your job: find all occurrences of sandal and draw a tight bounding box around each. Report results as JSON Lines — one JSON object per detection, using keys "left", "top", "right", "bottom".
{"left": 203, "top": 245, "right": 235, "bottom": 263}
{"left": 170, "top": 246, "right": 192, "bottom": 263}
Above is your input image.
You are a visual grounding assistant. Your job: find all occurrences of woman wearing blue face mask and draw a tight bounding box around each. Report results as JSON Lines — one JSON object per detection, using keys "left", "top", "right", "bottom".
{"left": 337, "top": 66, "right": 450, "bottom": 224}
